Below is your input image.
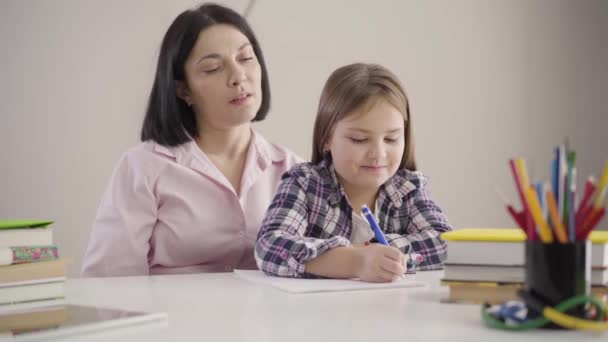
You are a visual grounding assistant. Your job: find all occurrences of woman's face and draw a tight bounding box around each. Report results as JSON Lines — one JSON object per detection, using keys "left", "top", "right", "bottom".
{"left": 179, "top": 24, "right": 262, "bottom": 130}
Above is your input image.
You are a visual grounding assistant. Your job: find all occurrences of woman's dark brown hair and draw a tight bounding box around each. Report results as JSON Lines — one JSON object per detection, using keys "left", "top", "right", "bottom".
{"left": 141, "top": 3, "right": 270, "bottom": 146}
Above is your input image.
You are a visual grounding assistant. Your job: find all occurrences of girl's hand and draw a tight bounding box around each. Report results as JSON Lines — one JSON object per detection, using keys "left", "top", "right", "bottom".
{"left": 353, "top": 244, "right": 407, "bottom": 282}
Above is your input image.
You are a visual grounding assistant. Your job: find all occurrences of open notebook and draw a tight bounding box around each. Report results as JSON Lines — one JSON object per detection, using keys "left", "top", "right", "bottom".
{"left": 234, "top": 270, "right": 426, "bottom": 294}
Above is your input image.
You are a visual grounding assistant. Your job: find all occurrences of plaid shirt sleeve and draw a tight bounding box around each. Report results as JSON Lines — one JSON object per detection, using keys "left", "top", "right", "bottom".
{"left": 255, "top": 172, "right": 351, "bottom": 277}
{"left": 385, "top": 182, "right": 453, "bottom": 271}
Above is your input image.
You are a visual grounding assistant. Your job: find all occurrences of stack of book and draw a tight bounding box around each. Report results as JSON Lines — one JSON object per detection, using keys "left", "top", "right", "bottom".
{"left": 441, "top": 228, "right": 608, "bottom": 304}
{"left": 0, "top": 220, "right": 65, "bottom": 307}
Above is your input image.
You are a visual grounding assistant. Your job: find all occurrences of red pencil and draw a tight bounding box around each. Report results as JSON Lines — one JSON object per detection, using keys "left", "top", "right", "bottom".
{"left": 507, "top": 205, "right": 527, "bottom": 229}
{"left": 577, "top": 207, "right": 606, "bottom": 240}
{"left": 509, "top": 159, "right": 537, "bottom": 240}
{"left": 575, "top": 177, "right": 596, "bottom": 231}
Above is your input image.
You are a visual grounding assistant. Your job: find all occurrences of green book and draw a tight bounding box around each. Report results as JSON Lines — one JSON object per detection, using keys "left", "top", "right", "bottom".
{"left": 0, "top": 220, "right": 53, "bottom": 230}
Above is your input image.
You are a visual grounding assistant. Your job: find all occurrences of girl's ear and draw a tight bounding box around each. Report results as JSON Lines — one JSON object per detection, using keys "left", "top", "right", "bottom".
{"left": 176, "top": 81, "right": 192, "bottom": 106}
{"left": 323, "top": 139, "right": 331, "bottom": 153}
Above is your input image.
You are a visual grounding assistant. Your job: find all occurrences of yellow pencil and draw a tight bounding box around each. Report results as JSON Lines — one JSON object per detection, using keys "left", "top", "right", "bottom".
{"left": 516, "top": 158, "right": 538, "bottom": 239}
{"left": 546, "top": 185, "right": 568, "bottom": 243}
{"left": 582, "top": 161, "right": 608, "bottom": 231}
{"left": 592, "top": 160, "right": 608, "bottom": 209}
{"left": 516, "top": 159, "right": 530, "bottom": 194}
{"left": 527, "top": 186, "right": 554, "bottom": 243}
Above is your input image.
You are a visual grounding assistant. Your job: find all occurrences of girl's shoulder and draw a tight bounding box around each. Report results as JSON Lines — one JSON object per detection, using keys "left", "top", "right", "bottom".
{"left": 393, "top": 169, "right": 428, "bottom": 189}
{"left": 380, "top": 169, "right": 433, "bottom": 210}
{"left": 284, "top": 161, "right": 325, "bottom": 179}
{"left": 283, "top": 162, "right": 334, "bottom": 189}
{"left": 385, "top": 169, "right": 430, "bottom": 202}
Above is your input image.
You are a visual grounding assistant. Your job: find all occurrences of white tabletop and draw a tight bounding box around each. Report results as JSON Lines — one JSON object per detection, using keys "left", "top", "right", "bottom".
{"left": 58, "top": 271, "right": 605, "bottom": 342}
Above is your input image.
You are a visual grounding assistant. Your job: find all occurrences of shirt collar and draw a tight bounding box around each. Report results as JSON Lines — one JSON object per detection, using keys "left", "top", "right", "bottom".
{"left": 322, "top": 159, "right": 348, "bottom": 207}
{"left": 320, "top": 156, "right": 421, "bottom": 209}
{"left": 151, "top": 129, "right": 287, "bottom": 173}
{"left": 152, "top": 142, "right": 178, "bottom": 159}
{"left": 250, "top": 129, "right": 287, "bottom": 168}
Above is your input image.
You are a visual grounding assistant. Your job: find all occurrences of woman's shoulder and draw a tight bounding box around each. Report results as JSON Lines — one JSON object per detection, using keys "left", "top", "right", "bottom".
{"left": 252, "top": 131, "right": 305, "bottom": 167}
{"left": 121, "top": 141, "right": 181, "bottom": 162}
{"left": 113, "top": 141, "right": 189, "bottom": 176}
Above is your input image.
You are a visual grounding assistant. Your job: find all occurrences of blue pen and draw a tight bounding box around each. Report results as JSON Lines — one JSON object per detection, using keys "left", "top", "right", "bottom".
{"left": 361, "top": 204, "right": 388, "bottom": 245}
{"left": 361, "top": 205, "right": 424, "bottom": 272}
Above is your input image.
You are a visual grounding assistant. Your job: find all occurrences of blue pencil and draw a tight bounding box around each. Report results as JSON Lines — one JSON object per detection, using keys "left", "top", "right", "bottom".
{"left": 551, "top": 148, "right": 559, "bottom": 205}
{"left": 536, "top": 181, "right": 546, "bottom": 220}
{"left": 569, "top": 168, "right": 577, "bottom": 241}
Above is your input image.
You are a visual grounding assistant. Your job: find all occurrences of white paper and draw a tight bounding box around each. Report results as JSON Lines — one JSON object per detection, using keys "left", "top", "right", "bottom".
{"left": 234, "top": 269, "right": 426, "bottom": 294}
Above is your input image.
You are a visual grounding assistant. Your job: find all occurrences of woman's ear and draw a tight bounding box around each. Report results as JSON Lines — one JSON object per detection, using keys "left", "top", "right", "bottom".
{"left": 175, "top": 81, "right": 192, "bottom": 106}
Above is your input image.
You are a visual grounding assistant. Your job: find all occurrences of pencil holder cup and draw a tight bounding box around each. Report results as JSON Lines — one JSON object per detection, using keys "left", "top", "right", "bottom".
{"left": 525, "top": 240, "right": 591, "bottom": 329}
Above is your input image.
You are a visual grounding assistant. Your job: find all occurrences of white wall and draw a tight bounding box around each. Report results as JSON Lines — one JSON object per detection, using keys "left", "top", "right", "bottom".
{"left": 1, "top": 0, "right": 606, "bottom": 277}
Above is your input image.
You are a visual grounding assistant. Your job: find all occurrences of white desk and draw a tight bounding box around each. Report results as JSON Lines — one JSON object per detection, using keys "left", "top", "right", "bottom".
{"left": 59, "top": 271, "right": 604, "bottom": 342}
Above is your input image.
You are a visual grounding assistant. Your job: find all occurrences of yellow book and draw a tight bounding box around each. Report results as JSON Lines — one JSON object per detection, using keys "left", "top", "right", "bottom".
{"left": 441, "top": 228, "right": 608, "bottom": 244}
{"left": 592, "top": 230, "right": 608, "bottom": 243}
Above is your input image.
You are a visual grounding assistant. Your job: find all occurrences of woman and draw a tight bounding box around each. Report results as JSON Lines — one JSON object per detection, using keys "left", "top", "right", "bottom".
{"left": 81, "top": 3, "right": 302, "bottom": 277}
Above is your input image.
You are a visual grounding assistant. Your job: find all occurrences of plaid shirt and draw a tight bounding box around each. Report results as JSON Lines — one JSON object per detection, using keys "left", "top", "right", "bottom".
{"left": 255, "top": 158, "right": 453, "bottom": 278}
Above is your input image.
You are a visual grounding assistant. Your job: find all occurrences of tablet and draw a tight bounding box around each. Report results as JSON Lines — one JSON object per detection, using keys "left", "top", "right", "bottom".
{"left": 0, "top": 304, "right": 167, "bottom": 340}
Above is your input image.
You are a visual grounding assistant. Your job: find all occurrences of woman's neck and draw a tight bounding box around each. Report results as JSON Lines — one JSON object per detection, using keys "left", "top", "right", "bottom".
{"left": 195, "top": 124, "right": 252, "bottom": 161}
{"left": 194, "top": 123, "right": 253, "bottom": 196}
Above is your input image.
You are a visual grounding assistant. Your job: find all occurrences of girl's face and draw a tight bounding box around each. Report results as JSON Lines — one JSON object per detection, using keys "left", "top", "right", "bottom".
{"left": 325, "top": 97, "right": 405, "bottom": 196}
{"left": 179, "top": 24, "right": 262, "bottom": 130}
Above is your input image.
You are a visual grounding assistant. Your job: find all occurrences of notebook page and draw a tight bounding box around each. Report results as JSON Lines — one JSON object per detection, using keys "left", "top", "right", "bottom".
{"left": 234, "top": 269, "right": 426, "bottom": 294}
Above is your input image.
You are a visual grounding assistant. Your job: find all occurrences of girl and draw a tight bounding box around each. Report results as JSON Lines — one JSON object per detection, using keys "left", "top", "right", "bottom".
{"left": 255, "top": 63, "right": 452, "bottom": 283}
{"left": 81, "top": 4, "right": 302, "bottom": 277}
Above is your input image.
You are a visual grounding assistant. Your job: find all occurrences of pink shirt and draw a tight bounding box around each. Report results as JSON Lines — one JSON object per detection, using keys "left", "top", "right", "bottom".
{"left": 81, "top": 130, "right": 303, "bottom": 277}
